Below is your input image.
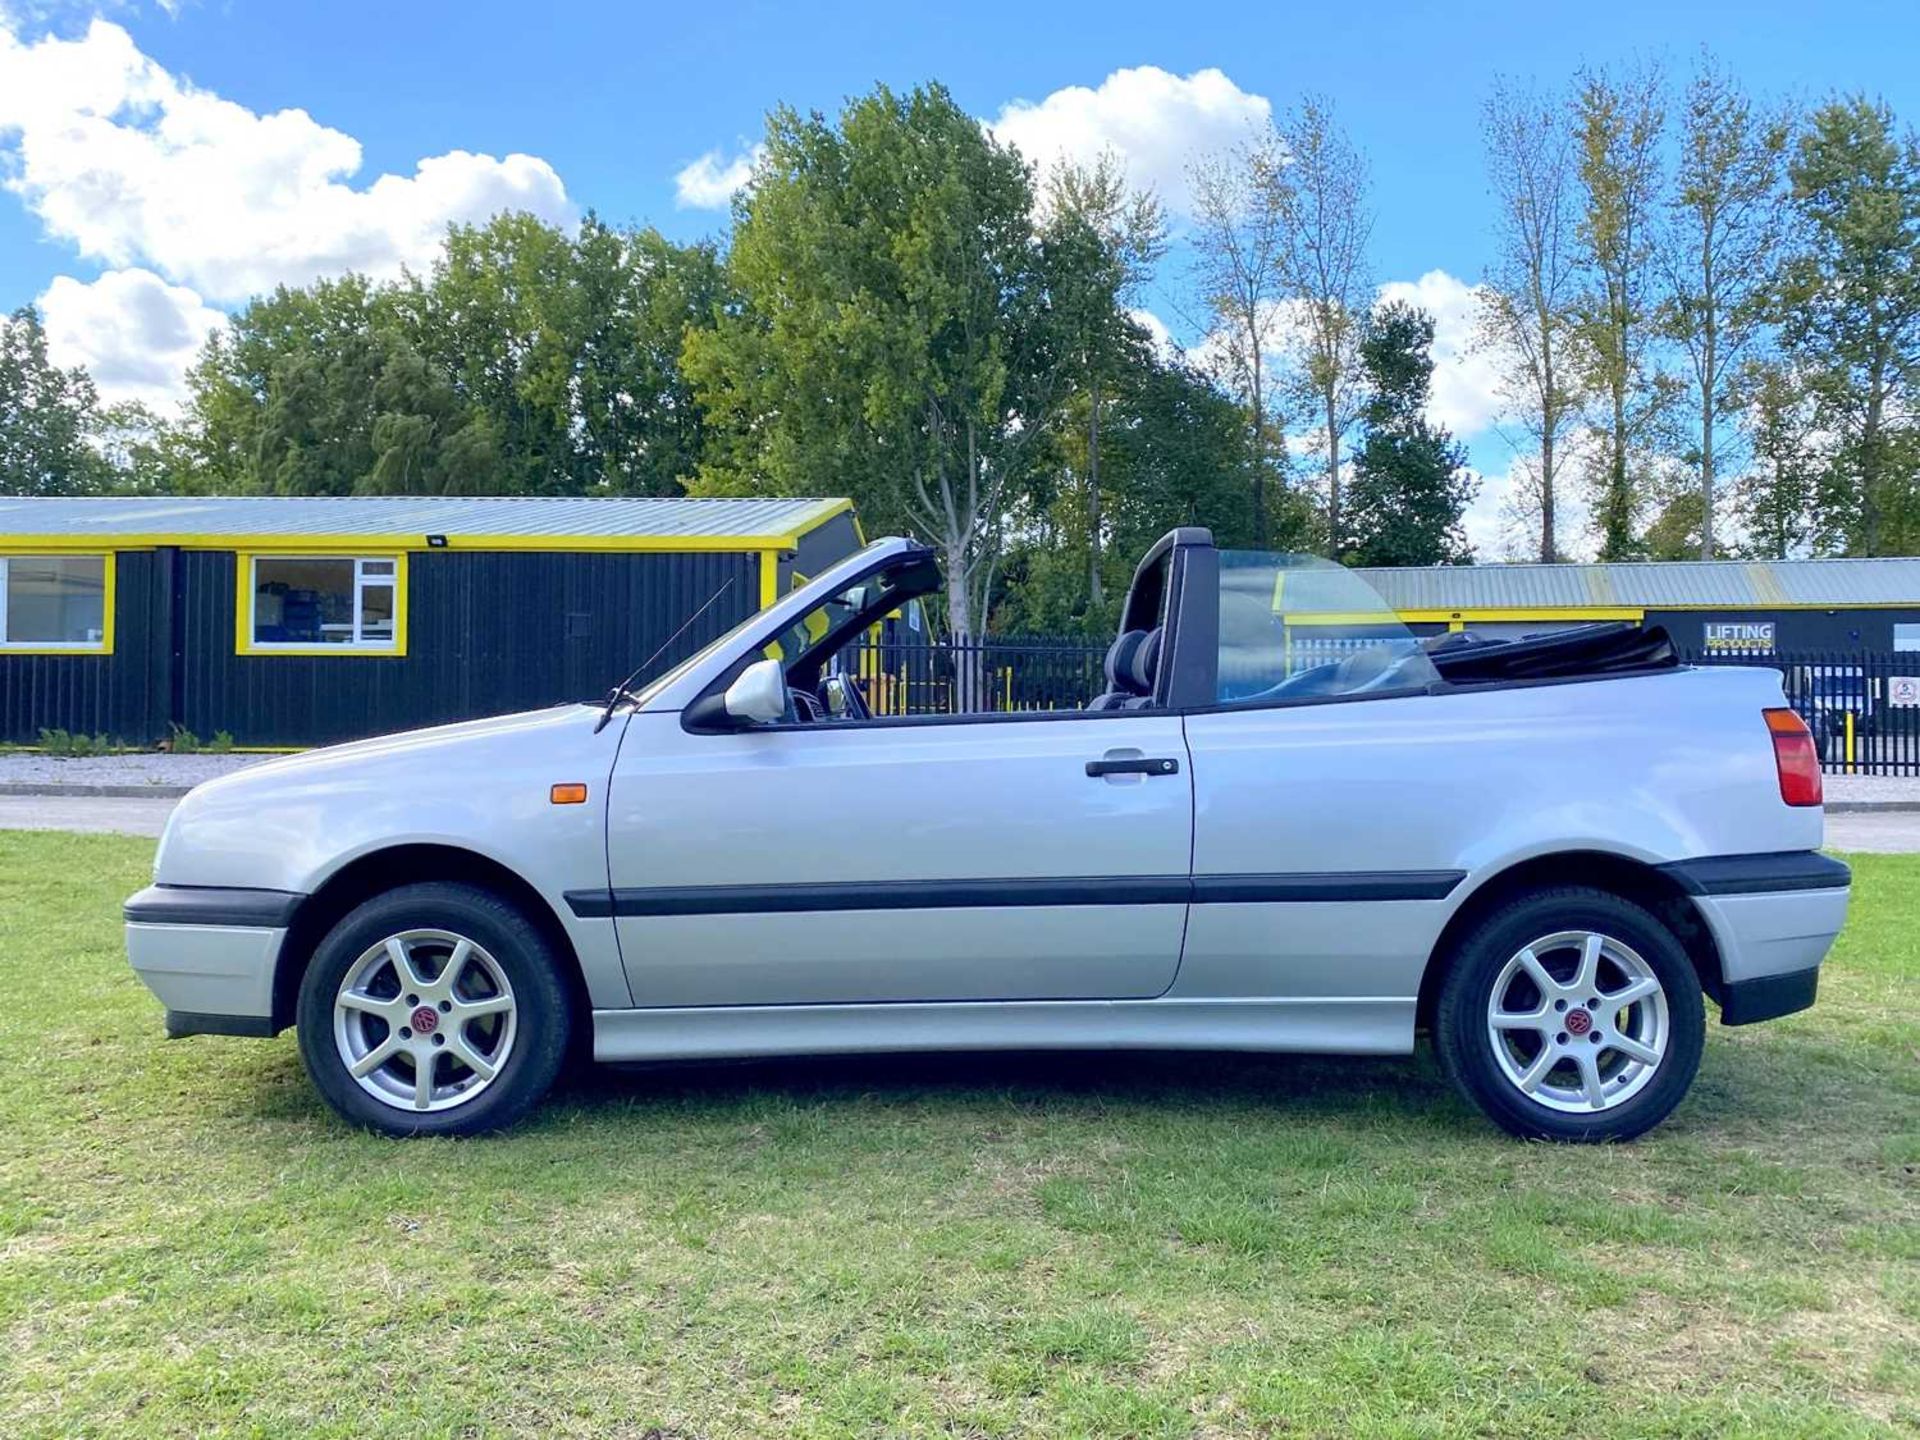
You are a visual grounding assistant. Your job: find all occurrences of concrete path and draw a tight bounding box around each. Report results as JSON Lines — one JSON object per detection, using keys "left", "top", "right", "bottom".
{"left": 0, "top": 794, "right": 180, "bottom": 837}
{"left": 1823, "top": 810, "right": 1920, "bottom": 854}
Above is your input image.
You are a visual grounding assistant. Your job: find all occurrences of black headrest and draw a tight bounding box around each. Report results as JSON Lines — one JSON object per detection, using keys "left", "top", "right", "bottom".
{"left": 1103, "top": 629, "right": 1150, "bottom": 694}
{"left": 1125, "top": 627, "right": 1163, "bottom": 694}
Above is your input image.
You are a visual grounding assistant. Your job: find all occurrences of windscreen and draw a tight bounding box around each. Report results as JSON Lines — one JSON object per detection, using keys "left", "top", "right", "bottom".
{"left": 1216, "top": 550, "right": 1439, "bottom": 704}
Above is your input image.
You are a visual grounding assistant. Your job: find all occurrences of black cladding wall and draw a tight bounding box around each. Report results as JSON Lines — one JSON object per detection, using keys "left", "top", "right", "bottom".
{"left": 0, "top": 547, "right": 761, "bottom": 746}
{"left": 1649, "top": 607, "right": 1920, "bottom": 653}
{"left": 179, "top": 549, "right": 759, "bottom": 747}
{"left": 0, "top": 549, "right": 166, "bottom": 744}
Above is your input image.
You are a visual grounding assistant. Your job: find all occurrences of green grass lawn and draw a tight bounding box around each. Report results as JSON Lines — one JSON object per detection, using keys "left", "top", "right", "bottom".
{"left": 1, "top": 832, "right": 1915, "bottom": 1439}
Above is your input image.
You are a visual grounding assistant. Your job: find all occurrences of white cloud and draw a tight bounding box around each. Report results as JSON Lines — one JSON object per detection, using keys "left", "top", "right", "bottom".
{"left": 37, "top": 267, "right": 222, "bottom": 408}
{"left": 987, "top": 66, "right": 1271, "bottom": 217}
{"left": 0, "top": 18, "right": 573, "bottom": 306}
{"left": 1128, "top": 307, "right": 1178, "bottom": 363}
{"left": 673, "top": 143, "right": 762, "bottom": 210}
{"left": 1373, "top": 270, "right": 1503, "bottom": 441}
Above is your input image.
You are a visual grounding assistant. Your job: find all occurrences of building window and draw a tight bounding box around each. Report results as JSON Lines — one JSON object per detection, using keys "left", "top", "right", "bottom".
{"left": 0, "top": 554, "right": 111, "bottom": 652}
{"left": 241, "top": 554, "right": 406, "bottom": 655}
{"left": 1895, "top": 623, "right": 1920, "bottom": 653}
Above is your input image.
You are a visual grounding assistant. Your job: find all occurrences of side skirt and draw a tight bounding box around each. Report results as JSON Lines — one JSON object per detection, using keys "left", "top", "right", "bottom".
{"left": 591, "top": 996, "right": 1416, "bottom": 1064}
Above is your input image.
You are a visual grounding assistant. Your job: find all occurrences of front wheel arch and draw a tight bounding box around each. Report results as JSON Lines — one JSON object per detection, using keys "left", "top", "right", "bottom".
{"left": 1417, "top": 851, "right": 1725, "bottom": 1034}
{"left": 272, "top": 844, "right": 591, "bottom": 1046}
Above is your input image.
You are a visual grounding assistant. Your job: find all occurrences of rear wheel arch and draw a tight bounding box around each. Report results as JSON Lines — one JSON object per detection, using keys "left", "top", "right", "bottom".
{"left": 272, "top": 844, "right": 591, "bottom": 1040}
{"left": 1417, "top": 850, "right": 1725, "bottom": 1033}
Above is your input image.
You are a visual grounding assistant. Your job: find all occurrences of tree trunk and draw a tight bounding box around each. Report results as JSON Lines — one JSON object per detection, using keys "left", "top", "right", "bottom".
{"left": 1862, "top": 350, "right": 1887, "bottom": 555}
{"left": 1088, "top": 375, "right": 1103, "bottom": 611}
{"left": 1325, "top": 386, "right": 1341, "bottom": 553}
{"left": 1539, "top": 333, "right": 1557, "bottom": 563}
{"left": 1249, "top": 340, "right": 1267, "bottom": 547}
{"left": 1700, "top": 305, "right": 1717, "bottom": 560}
{"left": 943, "top": 531, "right": 978, "bottom": 714}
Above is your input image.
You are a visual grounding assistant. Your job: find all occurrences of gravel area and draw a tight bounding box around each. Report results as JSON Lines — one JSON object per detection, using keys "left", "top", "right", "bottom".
{"left": 0, "top": 752, "right": 267, "bottom": 790}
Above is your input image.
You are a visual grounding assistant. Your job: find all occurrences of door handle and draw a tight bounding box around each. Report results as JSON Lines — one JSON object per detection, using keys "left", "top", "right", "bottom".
{"left": 1085, "top": 756, "right": 1180, "bottom": 778}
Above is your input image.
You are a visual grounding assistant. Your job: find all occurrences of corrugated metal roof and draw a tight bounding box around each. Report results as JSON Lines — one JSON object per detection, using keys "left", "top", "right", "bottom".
{"left": 1354, "top": 557, "right": 1920, "bottom": 611}
{"left": 0, "top": 495, "right": 851, "bottom": 544}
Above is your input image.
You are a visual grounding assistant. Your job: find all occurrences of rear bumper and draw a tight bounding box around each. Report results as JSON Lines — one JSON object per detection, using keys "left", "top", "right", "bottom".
{"left": 124, "top": 885, "right": 300, "bottom": 1036}
{"left": 1719, "top": 966, "right": 1820, "bottom": 1026}
{"left": 1658, "top": 853, "right": 1849, "bottom": 1026}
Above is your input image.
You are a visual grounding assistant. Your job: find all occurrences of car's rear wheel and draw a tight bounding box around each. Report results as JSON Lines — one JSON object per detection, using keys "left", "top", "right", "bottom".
{"left": 1433, "top": 886, "right": 1704, "bottom": 1142}
{"left": 296, "top": 882, "right": 570, "bottom": 1137}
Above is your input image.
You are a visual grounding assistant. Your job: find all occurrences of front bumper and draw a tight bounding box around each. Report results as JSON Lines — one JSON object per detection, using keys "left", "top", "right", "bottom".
{"left": 124, "top": 885, "right": 302, "bottom": 1037}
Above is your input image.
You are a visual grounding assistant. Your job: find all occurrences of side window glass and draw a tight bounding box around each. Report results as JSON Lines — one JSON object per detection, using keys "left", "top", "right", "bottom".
{"left": 1217, "top": 551, "right": 1438, "bottom": 705}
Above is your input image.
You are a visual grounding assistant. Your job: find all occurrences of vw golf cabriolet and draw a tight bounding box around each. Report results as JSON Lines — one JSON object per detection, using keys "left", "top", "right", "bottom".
{"left": 125, "top": 528, "right": 1849, "bottom": 1140}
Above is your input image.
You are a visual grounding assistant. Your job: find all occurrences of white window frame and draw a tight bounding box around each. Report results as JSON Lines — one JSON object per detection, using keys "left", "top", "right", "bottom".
{"left": 239, "top": 552, "right": 407, "bottom": 656}
{"left": 0, "top": 553, "right": 114, "bottom": 654}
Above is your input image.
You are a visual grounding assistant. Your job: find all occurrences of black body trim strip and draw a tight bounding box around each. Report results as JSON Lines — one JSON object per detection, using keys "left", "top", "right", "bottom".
{"left": 1657, "top": 851, "right": 1851, "bottom": 897}
{"left": 1190, "top": 871, "right": 1467, "bottom": 903}
{"left": 1719, "top": 967, "right": 1820, "bottom": 1026}
{"left": 164, "top": 1010, "right": 282, "bottom": 1039}
{"left": 564, "top": 870, "right": 1467, "bottom": 919}
{"left": 124, "top": 884, "right": 304, "bottom": 928}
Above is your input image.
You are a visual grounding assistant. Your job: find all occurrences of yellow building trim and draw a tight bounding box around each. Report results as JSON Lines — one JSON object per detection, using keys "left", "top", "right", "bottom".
{"left": 758, "top": 549, "right": 781, "bottom": 611}
{"left": 0, "top": 551, "right": 115, "bottom": 656}
{"left": 1395, "top": 606, "right": 1646, "bottom": 623}
{"left": 235, "top": 551, "right": 409, "bottom": 658}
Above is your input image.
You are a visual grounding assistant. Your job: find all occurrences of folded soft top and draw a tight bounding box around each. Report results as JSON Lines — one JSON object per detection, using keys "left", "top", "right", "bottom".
{"left": 1425, "top": 622, "right": 1679, "bottom": 684}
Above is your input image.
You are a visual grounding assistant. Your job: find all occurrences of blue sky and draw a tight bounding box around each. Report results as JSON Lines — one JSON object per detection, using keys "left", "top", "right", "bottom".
{"left": 2, "top": 0, "right": 1916, "bottom": 552}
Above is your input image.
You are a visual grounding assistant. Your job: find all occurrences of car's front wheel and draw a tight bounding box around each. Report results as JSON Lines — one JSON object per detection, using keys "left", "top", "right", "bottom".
{"left": 296, "top": 882, "right": 571, "bottom": 1137}
{"left": 1433, "top": 886, "right": 1705, "bottom": 1142}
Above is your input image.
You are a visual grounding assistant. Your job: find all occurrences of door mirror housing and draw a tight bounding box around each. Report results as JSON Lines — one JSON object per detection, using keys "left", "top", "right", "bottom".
{"left": 682, "top": 656, "right": 789, "bottom": 731}
{"left": 723, "top": 658, "right": 788, "bottom": 725}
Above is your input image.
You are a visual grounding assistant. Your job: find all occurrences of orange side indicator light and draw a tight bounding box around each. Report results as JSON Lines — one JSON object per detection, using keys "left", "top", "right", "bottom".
{"left": 550, "top": 783, "right": 588, "bottom": 805}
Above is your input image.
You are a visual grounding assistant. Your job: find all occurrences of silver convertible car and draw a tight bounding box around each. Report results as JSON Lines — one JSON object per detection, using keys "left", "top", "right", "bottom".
{"left": 125, "top": 528, "right": 1849, "bottom": 1141}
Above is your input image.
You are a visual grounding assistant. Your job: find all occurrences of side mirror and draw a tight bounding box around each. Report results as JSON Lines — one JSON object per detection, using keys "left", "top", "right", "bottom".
{"left": 722, "top": 657, "right": 788, "bottom": 725}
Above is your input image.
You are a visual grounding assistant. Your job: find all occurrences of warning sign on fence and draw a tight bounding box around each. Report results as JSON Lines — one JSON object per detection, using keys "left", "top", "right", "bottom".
{"left": 1890, "top": 676, "right": 1920, "bottom": 708}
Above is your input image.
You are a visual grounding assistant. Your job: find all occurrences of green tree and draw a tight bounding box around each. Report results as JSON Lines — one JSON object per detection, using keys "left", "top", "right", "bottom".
{"left": 185, "top": 275, "right": 396, "bottom": 495}
{"left": 999, "top": 356, "right": 1259, "bottom": 634}
{"left": 180, "top": 213, "right": 721, "bottom": 499}
{"left": 0, "top": 306, "right": 108, "bottom": 496}
{"left": 1040, "top": 153, "right": 1167, "bottom": 611}
{"left": 94, "top": 401, "right": 194, "bottom": 495}
{"left": 1779, "top": 96, "right": 1920, "bottom": 554}
{"left": 1477, "top": 78, "right": 1584, "bottom": 561}
{"left": 1278, "top": 96, "right": 1373, "bottom": 547}
{"left": 1571, "top": 63, "right": 1670, "bottom": 559}
{"left": 1188, "top": 127, "right": 1292, "bottom": 545}
{"left": 685, "top": 83, "right": 1066, "bottom": 646}
{"left": 1732, "top": 358, "right": 1822, "bottom": 558}
{"left": 1341, "top": 301, "right": 1475, "bottom": 566}
{"left": 1658, "top": 56, "right": 1792, "bottom": 558}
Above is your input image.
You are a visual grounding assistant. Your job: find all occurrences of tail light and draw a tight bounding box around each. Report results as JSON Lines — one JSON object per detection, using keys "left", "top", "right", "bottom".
{"left": 1764, "top": 708, "right": 1823, "bottom": 807}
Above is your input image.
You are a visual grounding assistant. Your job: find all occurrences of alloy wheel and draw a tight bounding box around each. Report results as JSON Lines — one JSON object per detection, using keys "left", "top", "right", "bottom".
{"left": 331, "top": 929, "right": 517, "bottom": 1113}
{"left": 1485, "top": 929, "right": 1670, "bottom": 1114}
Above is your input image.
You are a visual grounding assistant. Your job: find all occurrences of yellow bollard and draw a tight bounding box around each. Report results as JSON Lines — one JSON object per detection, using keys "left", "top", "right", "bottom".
{"left": 1845, "top": 710, "right": 1856, "bottom": 774}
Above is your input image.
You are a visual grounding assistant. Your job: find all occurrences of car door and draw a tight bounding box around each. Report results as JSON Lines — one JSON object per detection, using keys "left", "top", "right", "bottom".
{"left": 602, "top": 709, "right": 1192, "bottom": 1007}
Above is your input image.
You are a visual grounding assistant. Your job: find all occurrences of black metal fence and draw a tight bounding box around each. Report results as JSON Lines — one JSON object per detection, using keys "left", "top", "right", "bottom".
{"left": 1682, "top": 648, "right": 1920, "bottom": 776}
{"left": 847, "top": 634, "right": 1107, "bottom": 716}
{"left": 843, "top": 633, "right": 1920, "bottom": 775}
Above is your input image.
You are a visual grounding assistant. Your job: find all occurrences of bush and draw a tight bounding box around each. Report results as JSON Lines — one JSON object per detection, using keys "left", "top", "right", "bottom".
{"left": 166, "top": 725, "right": 235, "bottom": 755}
{"left": 36, "top": 728, "right": 127, "bottom": 757}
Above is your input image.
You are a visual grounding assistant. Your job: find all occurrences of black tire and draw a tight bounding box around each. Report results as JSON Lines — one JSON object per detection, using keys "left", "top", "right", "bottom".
{"left": 1433, "top": 886, "right": 1705, "bottom": 1142}
{"left": 296, "top": 882, "right": 571, "bottom": 1137}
